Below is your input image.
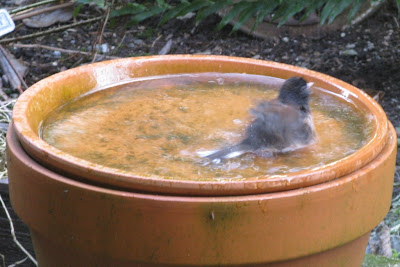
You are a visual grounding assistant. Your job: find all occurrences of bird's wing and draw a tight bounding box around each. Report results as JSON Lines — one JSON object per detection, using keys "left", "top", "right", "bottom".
{"left": 247, "top": 101, "right": 312, "bottom": 150}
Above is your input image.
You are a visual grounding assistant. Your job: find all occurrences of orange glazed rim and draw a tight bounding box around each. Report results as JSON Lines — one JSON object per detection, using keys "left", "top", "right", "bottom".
{"left": 12, "top": 55, "right": 389, "bottom": 196}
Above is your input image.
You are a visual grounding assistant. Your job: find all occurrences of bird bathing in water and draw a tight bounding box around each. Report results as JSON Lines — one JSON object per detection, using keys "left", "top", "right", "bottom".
{"left": 198, "top": 77, "right": 316, "bottom": 163}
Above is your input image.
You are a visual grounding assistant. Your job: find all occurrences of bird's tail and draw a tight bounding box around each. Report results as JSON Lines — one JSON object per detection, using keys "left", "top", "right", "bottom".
{"left": 197, "top": 143, "right": 253, "bottom": 163}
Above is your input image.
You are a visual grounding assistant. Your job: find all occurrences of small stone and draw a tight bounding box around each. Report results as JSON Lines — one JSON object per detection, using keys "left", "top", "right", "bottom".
{"left": 133, "top": 39, "right": 145, "bottom": 46}
{"left": 282, "top": 37, "right": 289, "bottom": 43}
{"left": 367, "top": 41, "right": 375, "bottom": 50}
{"left": 382, "top": 41, "right": 389, "bottom": 46}
{"left": 300, "top": 62, "right": 310, "bottom": 68}
{"left": 196, "top": 49, "right": 212, "bottom": 55}
{"left": 52, "top": 61, "right": 58, "bottom": 66}
{"left": 53, "top": 51, "right": 61, "bottom": 58}
{"left": 346, "top": 43, "right": 356, "bottom": 49}
{"left": 263, "top": 48, "right": 272, "bottom": 54}
{"left": 313, "top": 51, "right": 320, "bottom": 56}
{"left": 339, "top": 49, "right": 358, "bottom": 56}
{"left": 95, "top": 43, "right": 109, "bottom": 53}
{"left": 252, "top": 54, "right": 261, "bottom": 59}
{"left": 340, "top": 32, "right": 346, "bottom": 37}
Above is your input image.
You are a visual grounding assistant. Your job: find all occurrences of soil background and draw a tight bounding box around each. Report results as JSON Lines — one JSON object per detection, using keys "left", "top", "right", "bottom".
{"left": 1, "top": 0, "right": 400, "bottom": 266}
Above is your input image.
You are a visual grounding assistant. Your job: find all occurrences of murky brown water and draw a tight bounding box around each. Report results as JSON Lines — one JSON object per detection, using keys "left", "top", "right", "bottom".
{"left": 41, "top": 73, "right": 372, "bottom": 181}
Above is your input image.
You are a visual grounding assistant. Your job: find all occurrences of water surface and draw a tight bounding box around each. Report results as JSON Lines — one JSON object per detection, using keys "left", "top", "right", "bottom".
{"left": 41, "top": 73, "right": 372, "bottom": 181}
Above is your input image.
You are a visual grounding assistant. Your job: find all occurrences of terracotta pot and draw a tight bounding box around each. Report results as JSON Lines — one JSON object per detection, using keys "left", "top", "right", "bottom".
{"left": 11, "top": 56, "right": 390, "bottom": 196}
{"left": 7, "top": 56, "right": 396, "bottom": 266}
{"left": 218, "top": 1, "right": 383, "bottom": 40}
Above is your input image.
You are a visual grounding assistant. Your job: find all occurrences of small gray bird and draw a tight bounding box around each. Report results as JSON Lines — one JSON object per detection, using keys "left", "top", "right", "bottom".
{"left": 199, "top": 77, "right": 316, "bottom": 163}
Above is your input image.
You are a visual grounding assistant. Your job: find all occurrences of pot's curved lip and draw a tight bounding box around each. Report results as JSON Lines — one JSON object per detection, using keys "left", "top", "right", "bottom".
{"left": 12, "top": 55, "right": 389, "bottom": 196}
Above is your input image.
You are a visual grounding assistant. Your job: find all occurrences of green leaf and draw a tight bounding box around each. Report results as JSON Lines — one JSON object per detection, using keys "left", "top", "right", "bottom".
{"left": 75, "top": 0, "right": 105, "bottom": 9}
{"left": 275, "top": 1, "right": 306, "bottom": 27}
{"left": 251, "top": 0, "right": 280, "bottom": 31}
{"left": 159, "top": 1, "right": 190, "bottom": 26}
{"left": 231, "top": 3, "right": 259, "bottom": 32}
{"left": 327, "top": 0, "right": 352, "bottom": 24}
{"left": 363, "top": 254, "right": 400, "bottom": 266}
{"left": 397, "top": 0, "right": 400, "bottom": 18}
{"left": 109, "top": 3, "right": 146, "bottom": 19}
{"left": 127, "top": 6, "right": 165, "bottom": 26}
{"left": 320, "top": 0, "right": 337, "bottom": 25}
{"left": 299, "top": 0, "right": 325, "bottom": 22}
{"left": 196, "top": 0, "right": 233, "bottom": 24}
{"left": 156, "top": 0, "right": 170, "bottom": 9}
{"left": 217, "top": 1, "right": 251, "bottom": 31}
{"left": 73, "top": 3, "right": 83, "bottom": 18}
{"left": 270, "top": 1, "right": 290, "bottom": 22}
{"left": 175, "top": 0, "right": 212, "bottom": 18}
{"left": 347, "top": 0, "right": 365, "bottom": 22}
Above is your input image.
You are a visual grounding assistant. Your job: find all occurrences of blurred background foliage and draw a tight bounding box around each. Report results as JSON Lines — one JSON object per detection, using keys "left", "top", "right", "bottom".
{"left": 76, "top": 0, "right": 399, "bottom": 32}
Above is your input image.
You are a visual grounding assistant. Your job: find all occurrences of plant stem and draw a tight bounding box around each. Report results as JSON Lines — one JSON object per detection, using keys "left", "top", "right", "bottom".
{"left": 12, "top": 1, "right": 75, "bottom": 21}
{"left": 10, "top": 0, "right": 60, "bottom": 14}
{"left": 0, "top": 17, "right": 102, "bottom": 44}
{"left": 0, "top": 45, "right": 27, "bottom": 93}
{"left": 13, "top": 43, "right": 120, "bottom": 59}
{"left": 0, "top": 193, "right": 38, "bottom": 266}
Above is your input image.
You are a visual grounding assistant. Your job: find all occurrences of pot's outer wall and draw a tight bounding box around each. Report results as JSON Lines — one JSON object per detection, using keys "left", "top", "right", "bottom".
{"left": 7, "top": 123, "right": 396, "bottom": 266}
{"left": 12, "top": 55, "right": 389, "bottom": 196}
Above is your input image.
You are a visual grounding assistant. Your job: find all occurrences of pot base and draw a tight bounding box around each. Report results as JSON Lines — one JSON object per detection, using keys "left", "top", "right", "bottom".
{"left": 30, "top": 230, "right": 369, "bottom": 267}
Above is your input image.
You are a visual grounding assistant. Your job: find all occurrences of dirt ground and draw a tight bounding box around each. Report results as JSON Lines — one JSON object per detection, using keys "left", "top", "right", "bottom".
{"left": 1, "top": 0, "right": 400, "bottom": 264}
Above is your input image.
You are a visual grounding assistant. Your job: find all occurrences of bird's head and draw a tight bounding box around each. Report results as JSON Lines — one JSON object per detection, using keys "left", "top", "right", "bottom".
{"left": 278, "top": 77, "right": 313, "bottom": 109}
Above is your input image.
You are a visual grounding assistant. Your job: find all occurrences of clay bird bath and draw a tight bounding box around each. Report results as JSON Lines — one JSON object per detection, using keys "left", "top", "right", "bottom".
{"left": 7, "top": 55, "right": 396, "bottom": 266}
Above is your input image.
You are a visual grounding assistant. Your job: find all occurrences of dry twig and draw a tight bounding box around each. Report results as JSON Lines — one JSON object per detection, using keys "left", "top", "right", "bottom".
{"left": 92, "top": 0, "right": 114, "bottom": 63}
{"left": 12, "top": 43, "right": 120, "bottom": 59}
{"left": 158, "top": 39, "right": 173, "bottom": 55}
{"left": 0, "top": 17, "right": 102, "bottom": 44}
{"left": 0, "top": 193, "right": 38, "bottom": 266}
{"left": 10, "top": 0, "right": 59, "bottom": 15}
{"left": 379, "top": 222, "right": 393, "bottom": 257}
{"left": 0, "top": 45, "right": 27, "bottom": 93}
{"left": 12, "top": 2, "right": 74, "bottom": 21}
{"left": 0, "top": 253, "right": 5, "bottom": 267}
